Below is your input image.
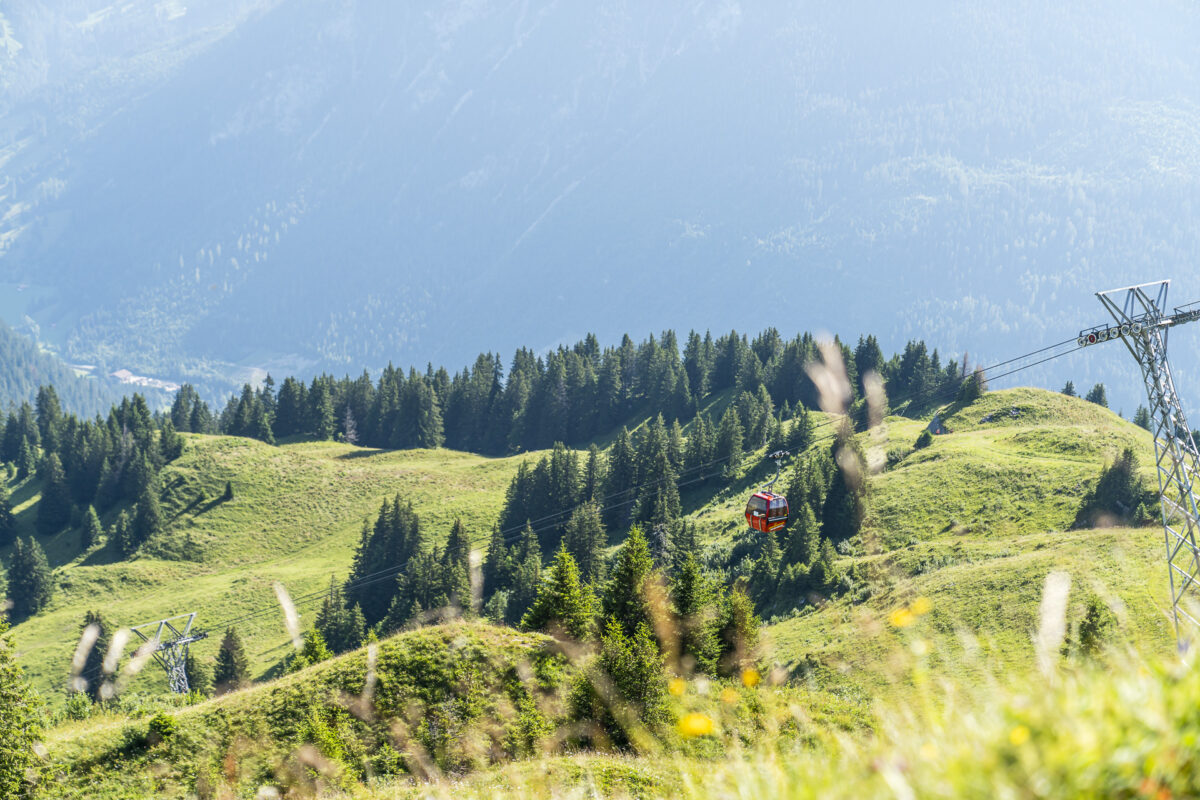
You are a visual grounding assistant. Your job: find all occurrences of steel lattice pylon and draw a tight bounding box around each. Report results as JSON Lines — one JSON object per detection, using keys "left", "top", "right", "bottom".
{"left": 130, "top": 613, "right": 208, "bottom": 694}
{"left": 1082, "top": 280, "right": 1200, "bottom": 649}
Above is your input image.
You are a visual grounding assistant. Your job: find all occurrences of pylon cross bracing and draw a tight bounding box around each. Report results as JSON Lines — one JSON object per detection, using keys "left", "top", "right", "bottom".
{"left": 1086, "top": 280, "right": 1200, "bottom": 650}
{"left": 130, "top": 613, "right": 208, "bottom": 694}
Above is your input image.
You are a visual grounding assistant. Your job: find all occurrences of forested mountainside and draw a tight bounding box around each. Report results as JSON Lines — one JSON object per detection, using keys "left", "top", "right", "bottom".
{"left": 2, "top": 323, "right": 1157, "bottom": 696}
{"left": 0, "top": 318, "right": 118, "bottom": 416}
{"left": 202, "top": 327, "right": 966, "bottom": 455}
{"left": 1, "top": 2, "right": 1198, "bottom": 410}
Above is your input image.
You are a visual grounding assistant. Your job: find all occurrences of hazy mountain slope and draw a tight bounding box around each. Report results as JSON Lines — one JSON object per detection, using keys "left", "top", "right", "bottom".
{"left": 0, "top": 317, "right": 118, "bottom": 415}
{"left": 1, "top": 2, "right": 1198, "bottom": 409}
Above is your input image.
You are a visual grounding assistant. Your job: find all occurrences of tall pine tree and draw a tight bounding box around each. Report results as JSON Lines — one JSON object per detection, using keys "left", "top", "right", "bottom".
{"left": 603, "top": 526, "right": 658, "bottom": 638}
{"left": 522, "top": 546, "right": 596, "bottom": 640}
{"left": 213, "top": 627, "right": 250, "bottom": 694}
{"left": 8, "top": 537, "right": 53, "bottom": 619}
{"left": 0, "top": 617, "right": 45, "bottom": 798}
{"left": 0, "top": 483, "right": 15, "bottom": 548}
{"left": 36, "top": 452, "right": 72, "bottom": 536}
{"left": 715, "top": 406, "right": 744, "bottom": 478}
{"left": 564, "top": 502, "right": 606, "bottom": 585}
{"left": 78, "top": 610, "right": 111, "bottom": 702}
{"left": 314, "top": 577, "right": 365, "bottom": 654}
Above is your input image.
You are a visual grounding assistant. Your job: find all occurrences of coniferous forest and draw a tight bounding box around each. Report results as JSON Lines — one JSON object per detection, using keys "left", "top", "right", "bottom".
{"left": 205, "top": 328, "right": 964, "bottom": 454}
{"left": 2, "top": 327, "right": 965, "bottom": 640}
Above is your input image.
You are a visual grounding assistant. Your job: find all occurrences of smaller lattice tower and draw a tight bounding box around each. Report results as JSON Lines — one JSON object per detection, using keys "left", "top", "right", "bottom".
{"left": 130, "top": 613, "right": 208, "bottom": 693}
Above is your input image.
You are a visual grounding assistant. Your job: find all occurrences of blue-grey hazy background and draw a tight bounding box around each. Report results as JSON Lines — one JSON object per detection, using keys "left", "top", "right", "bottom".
{"left": 1, "top": 0, "right": 1198, "bottom": 414}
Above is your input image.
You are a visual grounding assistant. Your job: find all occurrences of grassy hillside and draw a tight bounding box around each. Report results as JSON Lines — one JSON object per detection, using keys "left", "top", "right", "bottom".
{"left": 343, "top": 652, "right": 1200, "bottom": 799}
{"left": 7, "top": 387, "right": 1178, "bottom": 704}
{"left": 7, "top": 438, "right": 531, "bottom": 696}
{"left": 764, "top": 388, "right": 1174, "bottom": 695}
{"left": 43, "top": 623, "right": 576, "bottom": 799}
{"left": 13, "top": 385, "right": 1191, "bottom": 797}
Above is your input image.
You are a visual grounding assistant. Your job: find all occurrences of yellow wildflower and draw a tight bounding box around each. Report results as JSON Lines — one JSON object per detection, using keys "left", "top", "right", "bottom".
{"left": 910, "top": 596, "right": 932, "bottom": 615}
{"left": 669, "top": 678, "right": 686, "bottom": 696}
{"left": 889, "top": 608, "right": 916, "bottom": 628}
{"left": 1009, "top": 725, "right": 1031, "bottom": 746}
{"left": 720, "top": 687, "right": 740, "bottom": 704}
{"left": 677, "top": 712, "right": 715, "bottom": 738}
{"left": 741, "top": 668, "right": 761, "bottom": 688}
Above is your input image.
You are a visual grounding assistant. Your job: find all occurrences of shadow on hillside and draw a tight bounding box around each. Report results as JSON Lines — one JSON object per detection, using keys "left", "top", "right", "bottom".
{"left": 177, "top": 493, "right": 228, "bottom": 518}
{"left": 336, "top": 448, "right": 389, "bottom": 460}
{"left": 9, "top": 477, "right": 40, "bottom": 517}
{"left": 256, "top": 644, "right": 293, "bottom": 682}
{"left": 80, "top": 537, "right": 126, "bottom": 567}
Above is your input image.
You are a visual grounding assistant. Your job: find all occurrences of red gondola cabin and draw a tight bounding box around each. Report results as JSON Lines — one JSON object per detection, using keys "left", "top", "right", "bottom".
{"left": 745, "top": 491, "right": 788, "bottom": 533}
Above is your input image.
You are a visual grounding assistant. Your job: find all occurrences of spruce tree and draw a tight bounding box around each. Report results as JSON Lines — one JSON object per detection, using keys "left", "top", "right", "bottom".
{"left": 80, "top": 505, "right": 102, "bottom": 550}
{"left": 684, "top": 411, "right": 714, "bottom": 471}
{"left": 345, "top": 497, "right": 422, "bottom": 626}
{"left": 481, "top": 523, "right": 511, "bottom": 601}
{"left": 0, "top": 414, "right": 19, "bottom": 465}
{"left": 36, "top": 452, "right": 72, "bottom": 536}
{"left": 568, "top": 619, "right": 668, "bottom": 748}
{"left": 748, "top": 530, "right": 782, "bottom": 610}
{"left": 822, "top": 433, "right": 867, "bottom": 542}
{"left": 35, "top": 385, "right": 62, "bottom": 451}
{"left": 787, "top": 402, "right": 816, "bottom": 453}
{"left": 0, "top": 483, "right": 15, "bottom": 548}
{"left": 1133, "top": 405, "right": 1152, "bottom": 430}
{"left": 78, "top": 610, "right": 111, "bottom": 702}
{"left": 387, "top": 552, "right": 434, "bottom": 629}
{"left": 666, "top": 420, "right": 685, "bottom": 470}
{"left": 189, "top": 400, "right": 214, "bottom": 434}
{"left": 309, "top": 379, "right": 336, "bottom": 439}
{"left": 602, "top": 427, "right": 637, "bottom": 529}
{"left": 112, "top": 510, "right": 136, "bottom": 557}
{"left": 410, "top": 380, "right": 445, "bottom": 449}
{"left": 251, "top": 404, "right": 275, "bottom": 445}
{"left": 314, "top": 577, "right": 365, "bottom": 654}
{"left": 784, "top": 502, "right": 821, "bottom": 566}
{"left": 9, "top": 537, "right": 53, "bottom": 619}
{"left": 635, "top": 448, "right": 681, "bottom": 529}
{"left": 133, "top": 480, "right": 163, "bottom": 548}
{"left": 602, "top": 526, "right": 658, "bottom": 638}
{"left": 505, "top": 524, "right": 543, "bottom": 625}
{"left": 582, "top": 444, "right": 605, "bottom": 501}
{"left": 170, "top": 385, "right": 197, "bottom": 432}
{"left": 715, "top": 406, "right": 744, "bottom": 477}
{"left": 1085, "top": 383, "right": 1109, "bottom": 408}
{"left": 0, "top": 617, "right": 45, "bottom": 798}
{"left": 16, "top": 439, "right": 34, "bottom": 482}
{"left": 717, "top": 583, "right": 761, "bottom": 675}
{"left": 564, "top": 502, "right": 606, "bottom": 585}
{"left": 441, "top": 519, "right": 472, "bottom": 610}
{"left": 522, "top": 546, "right": 595, "bottom": 640}
{"left": 185, "top": 650, "right": 213, "bottom": 696}
{"left": 1061, "top": 380, "right": 1077, "bottom": 397}
{"left": 213, "top": 627, "right": 250, "bottom": 694}
{"left": 158, "top": 420, "right": 185, "bottom": 462}
{"left": 671, "top": 553, "right": 720, "bottom": 674}
{"left": 289, "top": 629, "right": 333, "bottom": 673}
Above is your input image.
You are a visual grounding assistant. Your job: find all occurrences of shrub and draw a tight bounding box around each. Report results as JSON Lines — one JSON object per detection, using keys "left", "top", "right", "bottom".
{"left": 64, "top": 691, "right": 93, "bottom": 721}
{"left": 569, "top": 619, "right": 669, "bottom": 749}
{"left": 147, "top": 711, "right": 178, "bottom": 745}
{"left": 914, "top": 430, "right": 933, "bottom": 449}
